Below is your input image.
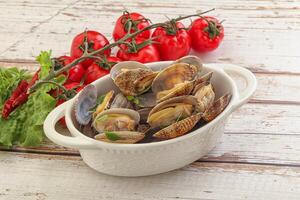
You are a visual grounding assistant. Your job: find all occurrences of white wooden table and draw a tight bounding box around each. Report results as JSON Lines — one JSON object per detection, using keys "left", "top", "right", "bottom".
{"left": 1, "top": 0, "right": 300, "bottom": 199}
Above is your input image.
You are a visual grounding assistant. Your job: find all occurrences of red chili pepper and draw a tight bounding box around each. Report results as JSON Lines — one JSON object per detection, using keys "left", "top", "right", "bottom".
{"left": 2, "top": 80, "right": 29, "bottom": 119}
{"left": 28, "top": 69, "right": 40, "bottom": 87}
{"left": 2, "top": 69, "right": 40, "bottom": 119}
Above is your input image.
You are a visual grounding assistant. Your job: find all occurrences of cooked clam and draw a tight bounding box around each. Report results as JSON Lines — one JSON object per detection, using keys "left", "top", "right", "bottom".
{"left": 93, "top": 108, "right": 140, "bottom": 133}
{"left": 153, "top": 113, "right": 202, "bottom": 139}
{"left": 94, "top": 131, "right": 145, "bottom": 144}
{"left": 152, "top": 62, "right": 200, "bottom": 102}
{"left": 92, "top": 108, "right": 144, "bottom": 144}
{"left": 111, "top": 61, "right": 158, "bottom": 96}
{"left": 203, "top": 93, "right": 231, "bottom": 122}
{"left": 193, "top": 83, "right": 215, "bottom": 113}
{"left": 75, "top": 85, "right": 97, "bottom": 125}
{"left": 192, "top": 71, "right": 213, "bottom": 89}
{"left": 93, "top": 90, "right": 114, "bottom": 118}
{"left": 110, "top": 93, "right": 133, "bottom": 109}
{"left": 147, "top": 95, "right": 199, "bottom": 128}
{"left": 175, "top": 55, "right": 203, "bottom": 70}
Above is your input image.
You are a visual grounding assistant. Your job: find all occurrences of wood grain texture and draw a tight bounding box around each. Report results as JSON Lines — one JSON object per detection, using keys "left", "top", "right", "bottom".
{"left": 0, "top": 0, "right": 300, "bottom": 73}
{"left": 0, "top": 0, "right": 300, "bottom": 198}
{"left": 0, "top": 152, "right": 299, "bottom": 200}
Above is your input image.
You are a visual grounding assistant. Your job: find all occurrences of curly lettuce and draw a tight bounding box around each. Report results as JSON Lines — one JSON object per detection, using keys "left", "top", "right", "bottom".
{"left": 0, "top": 50, "right": 65, "bottom": 147}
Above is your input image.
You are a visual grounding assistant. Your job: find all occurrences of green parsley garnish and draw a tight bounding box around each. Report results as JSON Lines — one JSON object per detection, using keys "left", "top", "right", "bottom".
{"left": 105, "top": 131, "right": 121, "bottom": 141}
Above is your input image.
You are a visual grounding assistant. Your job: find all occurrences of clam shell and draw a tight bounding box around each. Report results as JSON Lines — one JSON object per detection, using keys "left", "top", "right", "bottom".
{"left": 110, "top": 61, "right": 149, "bottom": 81}
{"left": 153, "top": 113, "right": 202, "bottom": 139}
{"left": 192, "top": 71, "right": 213, "bottom": 90}
{"left": 175, "top": 55, "right": 203, "bottom": 70}
{"left": 193, "top": 83, "right": 215, "bottom": 113}
{"left": 111, "top": 61, "right": 156, "bottom": 96}
{"left": 137, "top": 91, "right": 157, "bottom": 108}
{"left": 93, "top": 90, "right": 115, "bottom": 118}
{"left": 75, "top": 84, "right": 97, "bottom": 125}
{"left": 148, "top": 95, "right": 199, "bottom": 117}
{"left": 151, "top": 62, "right": 200, "bottom": 94}
{"left": 92, "top": 108, "right": 140, "bottom": 133}
{"left": 156, "top": 81, "right": 194, "bottom": 103}
{"left": 203, "top": 93, "right": 231, "bottom": 122}
{"left": 94, "top": 131, "right": 145, "bottom": 144}
{"left": 110, "top": 93, "right": 133, "bottom": 109}
{"left": 147, "top": 95, "right": 199, "bottom": 128}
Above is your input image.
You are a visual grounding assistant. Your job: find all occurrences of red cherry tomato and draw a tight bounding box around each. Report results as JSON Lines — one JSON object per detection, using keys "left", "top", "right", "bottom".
{"left": 70, "top": 30, "right": 111, "bottom": 68}
{"left": 152, "top": 22, "right": 191, "bottom": 61}
{"left": 113, "top": 12, "right": 150, "bottom": 42}
{"left": 66, "top": 64, "right": 85, "bottom": 83}
{"left": 117, "top": 39, "right": 160, "bottom": 63}
{"left": 189, "top": 16, "right": 224, "bottom": 52}
{"left": 84, "top": 63, "right": 110, "bottom": 84}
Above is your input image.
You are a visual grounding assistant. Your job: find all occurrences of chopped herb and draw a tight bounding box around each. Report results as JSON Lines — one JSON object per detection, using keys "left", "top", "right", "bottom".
{"left": 105, "top": 131, "right": 121, "bottom": 141}
{"left": 126, "top": 95, "right": 134, "bottom": 101}
{"left": 90, "top": 94, "right": 106, "bottom": 112}
{"left": 97, "top": 94, "right": 106, "bottom": 104}
{"left": 126, "top": 95, "right": 142, "bottom": 106}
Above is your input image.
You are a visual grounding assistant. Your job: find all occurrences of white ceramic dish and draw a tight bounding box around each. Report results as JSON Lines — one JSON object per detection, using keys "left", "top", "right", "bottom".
{"left": 44, "top": 62, "right": 257, "bottom": 177}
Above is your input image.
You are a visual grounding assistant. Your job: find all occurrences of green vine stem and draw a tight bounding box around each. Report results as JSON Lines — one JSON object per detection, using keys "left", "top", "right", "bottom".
{"left": 28, "top": 9, "right": 214, "bottom": 94}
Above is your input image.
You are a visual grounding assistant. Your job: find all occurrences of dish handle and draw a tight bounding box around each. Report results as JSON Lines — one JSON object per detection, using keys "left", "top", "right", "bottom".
{"left": 44, "top": 102, "right": 94, "bottom": 149}
{"left": 220, "top": 64, "right": 257, "bottom": 111}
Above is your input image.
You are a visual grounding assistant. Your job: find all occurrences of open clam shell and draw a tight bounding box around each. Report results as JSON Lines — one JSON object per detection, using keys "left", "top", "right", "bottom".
{"left": 203, "top": 93, "right": 231, "bottom": 122}
{"left": 192, "top": 71, "right": 213, "bottom": 90}
{"left": 94, "top": 131, "right": 145, "bottom": 144}
{"left": 110, "top": 93, "right": 133, "bottom": 109}
{"left": 153, "top": 113, "right": 202, "bottom": 139}
{"left": 152, "top": 62, "right": 200, "bottom": 94}
{"left": 92, "top": 108, "right": 140, "bottom": 133}
{"left": 110, "top": 61, "right": 149, "bottom": 81}
{"left": 175, "top": 55, "right": 203, "bottom": 71}
{"left": 75, "top": 84, "right": 98, "bottom": 125}
{"left": 111, "top": 61, "right": 157, "bottom": 96}
{"left": 147, "top": 95, "right": 199, "bottom": 128}
{"left": 193, "top": 83, "right": 215, "bottom": 113}
{"left": 93, "top": 90, "right": 115, "bottom": 118}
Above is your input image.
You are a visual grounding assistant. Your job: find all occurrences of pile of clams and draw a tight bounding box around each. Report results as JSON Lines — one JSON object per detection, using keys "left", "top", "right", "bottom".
{"left": 74, "top": 56, "right": 231, "bottom": 144}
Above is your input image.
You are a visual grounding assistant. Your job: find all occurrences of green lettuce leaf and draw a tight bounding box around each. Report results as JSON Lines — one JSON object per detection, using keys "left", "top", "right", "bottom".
{"left": 0, "top": 50, "right": 64, "bottom": 147}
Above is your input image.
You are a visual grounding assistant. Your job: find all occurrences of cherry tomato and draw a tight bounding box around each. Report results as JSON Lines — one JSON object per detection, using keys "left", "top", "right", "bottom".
{"left": 113, "top": 12, "right": 150, "bottom": 42}
{"left": 152, "top": 22, "right": 191, "bottom": 61}
{"left": 189, "top": 16, "right": 224, "bottom": 52}
{"left": 66, "top": 64, "right": 85, "bottom": 83}
{"left": 84, "top": 63, "right": 110, "bottom": 84}
{"left": 70, "top": 30, "right": 111, "bottom": 68}
{"left": 117, "top": 39, "right": 160, "bottom": 63}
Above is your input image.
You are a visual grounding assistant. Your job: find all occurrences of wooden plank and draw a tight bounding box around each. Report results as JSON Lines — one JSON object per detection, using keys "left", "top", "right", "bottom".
{"left": 227, "top": 103, "right": 300, "bottom": 135}
{"left": 0, "top": 0, "right": 299, "bottom": 73}
{"left": 0, "top": 152, "right": 299, "bottom": 200}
